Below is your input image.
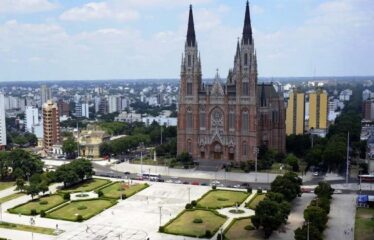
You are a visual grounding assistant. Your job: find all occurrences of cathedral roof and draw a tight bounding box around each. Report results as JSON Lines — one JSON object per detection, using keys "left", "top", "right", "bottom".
{"left": 210, "top": 71, "right": 225, "bottom": 96}
{"left": 186, "top": 5, "right": 196, "bottom": 47}
{"left": 256, "top": 83, "right": 282, "bottom": 106}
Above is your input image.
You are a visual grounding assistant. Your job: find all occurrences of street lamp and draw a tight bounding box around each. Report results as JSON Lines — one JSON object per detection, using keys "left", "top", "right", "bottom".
{"left": 30, "top": 217, "right": 35, "bottom": 240}
{"left": 187, "top": 187, "right": 191, "bottom": 202}
{"left": 306, "top": 221, "right": 310, "bottom": 240}
{"left": 139, "top": 142, "right": 144, "bottom": 174}
{"left": 253, "top": 147, "right": 259, "bottom": 182}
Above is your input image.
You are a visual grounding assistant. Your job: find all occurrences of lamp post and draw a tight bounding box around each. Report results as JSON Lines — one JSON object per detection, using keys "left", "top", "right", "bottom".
{"left": 30, "top": 217, "right": 35, "bottom": 240}
{"left": 159, "top": 206, "right": 162, "bottom": 227}
{"left": 139, "top": 142, "right": 144, "bottom": 174}
{"left": 307, "top": 221, "right": 310, "bottom": 240}
{"left": 253, "top": 147, "right": 259, "bottom": 182}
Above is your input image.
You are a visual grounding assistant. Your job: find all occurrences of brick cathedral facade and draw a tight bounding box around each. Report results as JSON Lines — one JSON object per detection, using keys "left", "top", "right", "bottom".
{"left": 177, "top": 2, "right": 286, "bottom": 162}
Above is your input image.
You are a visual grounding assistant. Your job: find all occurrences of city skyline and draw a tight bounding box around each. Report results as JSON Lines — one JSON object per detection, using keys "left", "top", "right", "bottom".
{"left": 0, "top": 0, "right": 373, "bottom": 82}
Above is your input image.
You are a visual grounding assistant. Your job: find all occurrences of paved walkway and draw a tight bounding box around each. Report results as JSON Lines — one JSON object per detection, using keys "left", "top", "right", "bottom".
{"left": 324, "top": 194, "right": 356, "bottom": 240}
{"left": 269, "top": 193, "right": 315, "bottom": 240}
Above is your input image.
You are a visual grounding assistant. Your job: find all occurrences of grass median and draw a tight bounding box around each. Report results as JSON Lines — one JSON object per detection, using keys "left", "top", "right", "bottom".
{"left": 0, "top": 221, "right": 58, "bottom": 235}
{"left": 59, "top": 178, "right": 111, "bottom": 193}
{"left": 355, "top": 207, "right": 374, "bottom": 240}
{"left": 99, "top": 182, "right": 148, "bottom": 199}
{"left": 8, "top": 194, "right": 65, "bottom": 215}
{"left": 196, "top": 190, "right": 249, "bottom": 209}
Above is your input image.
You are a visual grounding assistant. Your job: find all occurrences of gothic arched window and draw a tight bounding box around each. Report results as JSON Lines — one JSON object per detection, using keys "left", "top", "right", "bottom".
{"left": 242, "top": 110, "right": 249, "bottom": 132}
{"left": 242, "top": 141, "right": 248, "bottom": 156}
{"left": 186, "top": 107, "right": 193, "bottom": 129}
{"left": 187, "top": 139, "right": 192, "bottom": 154}
{"left": 242, "top": 79, "right": 249, "bottom": 96}
{"left": 199, "top": 106, "right": 206, "bottom": 129}
{"left": 244, "top": 53, "right": 248, "bottom": 66}
{"left": 229, "top": 108, "right": 235, "bottom": 130}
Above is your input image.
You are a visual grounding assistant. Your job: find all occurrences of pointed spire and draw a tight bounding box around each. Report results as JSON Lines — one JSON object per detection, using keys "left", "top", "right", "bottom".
{"left": 186, "top": 5, "right": 196, "bottom": 47}
{"left": 242, "top": 1, "right": 252, "bottom": 45}
{"left": 235, "top": 37, "right": 240, "bottom": 58}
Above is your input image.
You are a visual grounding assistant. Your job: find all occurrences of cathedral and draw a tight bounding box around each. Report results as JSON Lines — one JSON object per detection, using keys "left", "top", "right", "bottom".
{"left": 177, "top": 2, "right": 286, "bottom": 163}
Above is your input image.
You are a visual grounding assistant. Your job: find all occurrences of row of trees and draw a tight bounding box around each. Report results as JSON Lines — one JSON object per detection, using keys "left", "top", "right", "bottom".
{"left": 252, "top": 172, "right": 302, "bottom": 238}
{"left": 0, "top": 149, "right": 44, "bottom": 181}
{"left": 55, "top": 159, "right": 94, "bottom": 187}
{"left": 294, "top": 182, "right": 334, "bottom": 240}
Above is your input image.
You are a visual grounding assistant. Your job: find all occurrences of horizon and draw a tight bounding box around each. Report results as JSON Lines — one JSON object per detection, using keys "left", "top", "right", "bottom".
{"left": 0, "top": 0, "right": 373, "bottom": 81}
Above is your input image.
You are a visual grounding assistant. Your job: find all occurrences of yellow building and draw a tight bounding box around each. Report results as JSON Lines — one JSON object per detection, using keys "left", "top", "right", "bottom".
{"left": 78, "top": 130, "right": 110, "bottom": 158}
{"left": 286, "top": 90, "right": 305, "bottom": 135}
{"left": 309, "top": 89, "right": 328, "bottom": 130}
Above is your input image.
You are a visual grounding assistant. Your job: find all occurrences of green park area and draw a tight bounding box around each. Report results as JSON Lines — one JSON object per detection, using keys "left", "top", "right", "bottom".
{"left": 9, "top": 194, "right": 65, "bottom": 215}
{"left": 0, "top": 221, "right": 57, "bottom": 235}
{"left": 224, "top": 217, "right": 262, "bottom": 240}
{"left": 162, "top": 209, "right": 226, "bottom": 238}
{"left": 0, "top": 192, "right": 25, "bottom": 204}
{"left": 59, "top": 178, "right": 110, "bottom": 193}
{"left": 100, "top": 182, "right": 148, "bottom": 199}
{"left": 247, "top": 193, "right": 266, "bottom": 209}
{"left": 355, "top": 207, "right": 374, "bottom": 240}
{"left": 197, "top": 190, "right": 249, "bottom": 209}
{"left": 0, "top": 182, "right": 14, "bottom": 191}
{"left": 47, "top": 199, "right": 116, "bottom": 221}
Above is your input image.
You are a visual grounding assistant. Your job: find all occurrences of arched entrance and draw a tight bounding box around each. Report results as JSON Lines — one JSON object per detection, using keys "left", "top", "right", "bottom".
{"left": 211, "top": 142, "right": 223, "bottom": 160}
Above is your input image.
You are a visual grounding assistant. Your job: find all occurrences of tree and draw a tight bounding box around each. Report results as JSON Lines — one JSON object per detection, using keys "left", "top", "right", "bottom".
{"left": 39, "top": 181, "right": 49, "bottom": 195}
{"left": 285, "top": 154, "right": 300, "bottom": 172}
{"left": 176, "top": 152, "right": 193, "bottom": 166}
{"left": 70, "top": 159, "right": 94, "bottom": 181}
{"left": 294, "top": 224, "right": 322, "bottom": 240}
{"left": 26, "top": 182, "right": 40, "bottom": 199}
{"left": 55, "top": 164, "right": 79, "bottom": 187}
{"left": 16, "top": 178, "right": 25, "bottom": 192}
{"left": 252, "top": 199, "right": 290, "bottom": 238}
{"left": 62, "top": 137, "right": 78, "bottom": 159}
{"left": 304, "top": 206, "right": 328, "bottom": 232}
{"left": 271, "top": 172, "right": 302, "bottom": 202}
{"left": 314, "top": 181, "right": 334, "bottom": 200}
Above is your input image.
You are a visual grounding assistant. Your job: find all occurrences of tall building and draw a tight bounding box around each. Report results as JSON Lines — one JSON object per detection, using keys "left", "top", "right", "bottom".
{"left": 25, "top": 106, "right": 39, "bottom": 132}
{"left": 57, "top": 99, "right": 70, "bottom": 117}
{"left": 108, "top": 95, "right": 118, "bottom": 113}
{"left": 286, "top": 90, "right": 305, "bottom": 135}
{"left": 363, "top": 99, "right": 374, "bottom": 121}
{"left": 43, "top": 100, "right": 61, "bottom": 150}
{"left": 309, "top": 89, "right": 328, "bottom": 130}
{"left": 40, "top": 85, "right": 52, "bottom": 107}
{"left": 82, "top": 103, "right": 90, "bottom": 118}
{"left": 0, "top": 93, "right": 6, "bottom": 147}
{"left": 177, "top": 3, "right": 285, "bottom": 162}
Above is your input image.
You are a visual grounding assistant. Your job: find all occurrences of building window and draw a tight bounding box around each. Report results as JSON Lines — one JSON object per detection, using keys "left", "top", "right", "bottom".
{"left": 199, "top": 111, "right": 205, "bottom": 129}
{"left": 242, "top": 111, "right": 249, "bottom": 132}
{"left": 187, "top": 140, "right": 192, "bottom": 154}
{"left": 242, "top": 142, "right": 248, "bottom": 156}
{"left": 242, "top": 82, "right": 249, "bottom": 96}
{"left": 229, "top": 110, "right": 235, "bottom": 130}
{"left": 186, "top": 108, "right": 193, "bottom": 129}
{"left": 187, "top": 82, "right": 192, "bottom": 95}
{"left": 244, "top": 53, "right": 248, "bottom": 66}
{"left": 188, "top": 54, "right": 191, "bottom": 67}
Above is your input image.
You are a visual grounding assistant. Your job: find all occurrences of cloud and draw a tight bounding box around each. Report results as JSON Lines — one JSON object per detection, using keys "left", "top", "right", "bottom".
{"left": 0, "top": 0, "right": 57, "bottom": 13}
{"left": 60, "top": 2, "right": 139, "bottom": 22}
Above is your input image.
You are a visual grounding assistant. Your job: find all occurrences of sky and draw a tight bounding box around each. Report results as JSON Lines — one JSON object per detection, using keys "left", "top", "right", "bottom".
{"left": 0, "top": 0, "right": 373, "bottom": 81}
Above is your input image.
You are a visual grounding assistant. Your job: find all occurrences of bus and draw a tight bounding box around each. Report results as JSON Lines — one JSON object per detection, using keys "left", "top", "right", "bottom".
{"left": 358, "top": 174, "right": 374, "bottom": 183}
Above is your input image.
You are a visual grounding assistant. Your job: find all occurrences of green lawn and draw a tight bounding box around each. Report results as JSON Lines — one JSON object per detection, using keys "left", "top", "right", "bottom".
{"left": 100, "top": 182, "right": 148, "bottom": 199}
{"left": 355, "top": 207, "right": 374, "bottom": 240}
{"left": 0, "top": 221, "right": 58, "bottom": 235}
{"left": 197, "top": 190, "right": 249, "bottom": 209}
{"left": 0, "top": 192, "right": 25, "bottom": 204}
{"left": 59, "top": 178, "right": 111, "bottom": 193}
{"left": 247, "top": 194, "right": 266, "bottom": 209}
{"left": 0, "top": 182, "right": 15, "bottom": 191}
{"left": 9, "top": 194, "right": 65, "bottom": 215}
{"left": 47, "top": 199, "right": 116, "bottom": 221}
{"left": 224, "top": 218, "right": 262, "bottom": 240}
{"left": 164, "top": 209, "right": 226, "bottom": 238}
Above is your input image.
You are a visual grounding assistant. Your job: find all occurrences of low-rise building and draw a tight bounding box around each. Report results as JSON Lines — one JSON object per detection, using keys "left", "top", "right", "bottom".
{"left": 78, "top": 130, "right": 110, "bottom": 158}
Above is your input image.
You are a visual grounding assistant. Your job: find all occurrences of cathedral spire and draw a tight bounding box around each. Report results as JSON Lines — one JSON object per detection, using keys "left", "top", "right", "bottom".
{"left": 186, "top": 5, "right": 196, "bottom": 47}
{"left": 235, "top": 38, "right": 240, "bottom": 58}
{"left": 242, "top": 1, "right": 252, "bottom": 45}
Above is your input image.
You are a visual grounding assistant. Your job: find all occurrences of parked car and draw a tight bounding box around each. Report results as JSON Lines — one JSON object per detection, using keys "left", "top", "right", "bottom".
{"left": 191, "top": 181, "right": 199, "bottom": 185}
{"left": 200, "top": 182, "right": 208, "bottom": 186}
{"left": 165, "top": 179, "right": 173, "bottom": 183}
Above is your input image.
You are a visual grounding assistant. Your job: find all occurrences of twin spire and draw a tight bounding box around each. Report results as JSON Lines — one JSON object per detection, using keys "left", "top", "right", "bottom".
{"left": 186, "top": 1, "right": 253, "bottom": 47}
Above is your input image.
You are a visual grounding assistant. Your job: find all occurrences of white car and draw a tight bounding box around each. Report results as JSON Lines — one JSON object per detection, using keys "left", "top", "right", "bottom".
{"left": 313, "top": 172, "right": 319, "bottom": 176}
{"left": 334, "top": 189, "right": 343, "bottom": 194}
{"left": 165, "top": 179, "right": 173, "bottom": 183}
{"left": 211, "top": 180, "right": 221, "bottom": 185}
{"left": 174, "top": 180, "right": 182, "bottom": 184}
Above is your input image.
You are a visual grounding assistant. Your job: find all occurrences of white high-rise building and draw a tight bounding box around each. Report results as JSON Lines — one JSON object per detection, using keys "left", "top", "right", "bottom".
{"left": 108, "top": 95, "right": 118, "bottom": 113}
{"left": 82, "top": 103, "right": 89, "bottom": 118}
{"left": 0, "top": 93, "right": 7, "bottom": 147}
{"left": 25, "top": 106, "right": 39, "bottom": 132}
